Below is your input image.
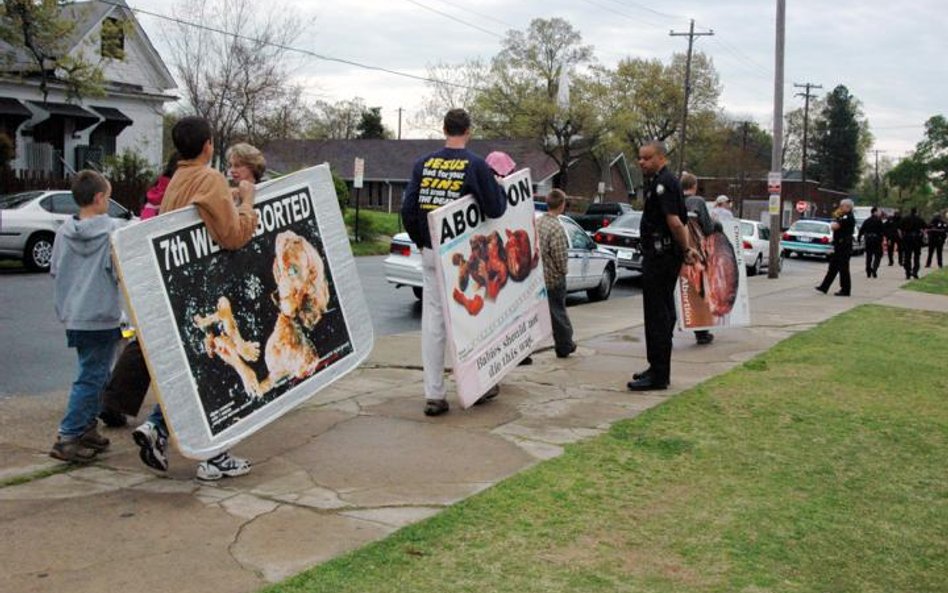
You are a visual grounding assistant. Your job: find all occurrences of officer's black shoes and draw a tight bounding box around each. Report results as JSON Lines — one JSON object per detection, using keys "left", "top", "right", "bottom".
{"left": 834, "top": 291, "right": 850, "bottom": 297}
{"left": 815, "top": 286, "right": 828, "bottom": 294}
{"left": 627, "top": 377, "right": 668, "bottom": 391}
{"left": 632, "top": 368, "right": 653, "bottom": 381}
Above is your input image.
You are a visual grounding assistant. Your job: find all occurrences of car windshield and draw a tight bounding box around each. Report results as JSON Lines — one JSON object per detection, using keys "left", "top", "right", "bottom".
{"left": 609, "top": 212, "right": 642, "bottom": 229}
{"left": 791, "top": 221, "right": 829, "bottom": 234}
{"left": 0, "top": 191, "right": 43, "bottom": 209}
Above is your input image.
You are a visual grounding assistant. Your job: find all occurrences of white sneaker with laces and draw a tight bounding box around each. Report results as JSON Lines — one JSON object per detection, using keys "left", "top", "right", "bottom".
{"left": 132, "top": 421, "right": 168, "bottom": 471}
{"left": 196, "top": 451, "right": 252, "bottom": 481}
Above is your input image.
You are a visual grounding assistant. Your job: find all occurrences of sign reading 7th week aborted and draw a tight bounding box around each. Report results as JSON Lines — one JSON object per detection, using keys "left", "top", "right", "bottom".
{"left": 428, "top": 168, "right": 552, "bottom": 408}
{"left": 112, "top": 165, "right": 373, "bottom": 459}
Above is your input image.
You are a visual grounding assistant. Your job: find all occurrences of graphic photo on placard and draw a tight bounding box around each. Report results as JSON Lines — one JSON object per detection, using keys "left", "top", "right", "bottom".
{"left": 678, "top": 218, "right": 748, "bottom": 329}
{"left": 151, "top": 192, "right": 353, "bottom": 435}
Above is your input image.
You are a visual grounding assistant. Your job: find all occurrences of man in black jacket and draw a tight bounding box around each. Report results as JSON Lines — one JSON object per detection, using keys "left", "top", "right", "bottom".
{"left": 858, "top": 207, "right": 885, "bottom": 278}
{"left": 816, "top": 199, "right": 856, "bottom": 296}
{"left": 401, "top": 108, "right": 507, "bottom": 416}
{"left": 900, "top": 208, "right": 926, "bottom": 279}
{"left": 926, "top": 213, "right": 946, "bottom": 268}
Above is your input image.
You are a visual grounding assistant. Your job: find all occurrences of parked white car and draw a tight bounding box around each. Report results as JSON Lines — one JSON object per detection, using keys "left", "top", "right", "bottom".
{"left": 592, "top": 211, "right": 643, "bottom": 271}
{"left": 0, "top": 190, "right": 136, "bottom": 271}
{"left": 739, "top": 219, "right": 777, "bottom": 276}
{"left": 384, "top": 214, "right": 618, "bottom": 302}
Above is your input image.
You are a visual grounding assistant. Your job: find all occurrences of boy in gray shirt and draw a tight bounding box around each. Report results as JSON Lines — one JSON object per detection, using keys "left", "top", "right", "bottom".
{"left": 49, "top": 170, "right": 123, "bottom": 462}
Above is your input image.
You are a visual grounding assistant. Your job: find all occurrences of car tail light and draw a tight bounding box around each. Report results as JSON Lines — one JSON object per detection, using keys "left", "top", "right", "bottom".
{"left": 742, "top": 240, "right": 752, "bottom": 250}
{"left": 819, "top": 236, "right": 830, "bottom": 244}
{"left": 390, "top": 243, "right": 411, "bottom": 257}
{"left": 602, "top": 218, "right": 611, "bottom": 227}
{"left": 782, "top": 232, "right": 791, "bottom": 240}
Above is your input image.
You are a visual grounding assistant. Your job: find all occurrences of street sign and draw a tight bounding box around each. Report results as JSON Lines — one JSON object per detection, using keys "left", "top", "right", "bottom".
{"left": 767, "top": 171, "right": 781, "bottom": 195}
{"left": 768, "top": 194, "right": 780, "bottom": 215}
{"left": 353, "top": 157, "right": 365, "bottom": 189}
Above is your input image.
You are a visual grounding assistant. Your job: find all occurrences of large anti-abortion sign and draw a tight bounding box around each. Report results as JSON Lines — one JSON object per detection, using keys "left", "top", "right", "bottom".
{"left": 675, "top": 218, "right": 750, "bottom": 331}
{"left": 112, "top": 164, "right": 373, "bottom": 459}
{"left": 428, "top": 168, "right": 552, "bottom": 408}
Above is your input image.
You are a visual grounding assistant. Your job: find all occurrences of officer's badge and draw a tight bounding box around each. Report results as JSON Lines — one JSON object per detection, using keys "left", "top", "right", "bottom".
{"left": 656, "top": 184, "right": 665, "bottom": 195}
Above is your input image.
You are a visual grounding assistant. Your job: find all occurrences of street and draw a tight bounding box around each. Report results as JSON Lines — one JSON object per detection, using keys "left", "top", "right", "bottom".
{"left": 0, "top": 255, "right": 826, "bottom": 398}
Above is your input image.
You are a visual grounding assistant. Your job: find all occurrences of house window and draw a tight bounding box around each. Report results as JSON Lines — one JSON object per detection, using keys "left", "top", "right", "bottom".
{"left": 101, "top": 18, "right": 126, "bottom": 60}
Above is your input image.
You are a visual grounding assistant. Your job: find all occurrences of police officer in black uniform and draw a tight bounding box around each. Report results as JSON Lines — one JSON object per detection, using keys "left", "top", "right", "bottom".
{"left": 857, "top": 206, "right": 884, "bottom": 278}
{"left": 628, "top": 141, "right": 698, "bottom": 391}
{"left": 899, "top": 208, "right": 926, "bottom": 279}
{"left": 883, "top": 211, "right": 902, "bottom": 266}
{"left": 925, "top": 212, "right": 946, "bottom": 268}
{"left": 816, "top": 198, "right": 856, "bottom": 296}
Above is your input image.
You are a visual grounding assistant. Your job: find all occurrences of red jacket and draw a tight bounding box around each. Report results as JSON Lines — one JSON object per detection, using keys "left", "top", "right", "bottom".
{"left": 141, "top": 175, "right": 171, "bottom": 220}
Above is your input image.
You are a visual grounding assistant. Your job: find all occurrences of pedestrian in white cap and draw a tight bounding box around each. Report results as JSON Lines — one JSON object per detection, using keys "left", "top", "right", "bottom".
{"left": 711, "top": 195, "right": 734, "bottom": 221}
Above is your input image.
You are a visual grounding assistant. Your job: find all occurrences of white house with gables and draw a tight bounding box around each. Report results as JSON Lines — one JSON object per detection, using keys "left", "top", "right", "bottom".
{"left": 0, "top": 0, "right": 176, "bottom": 176}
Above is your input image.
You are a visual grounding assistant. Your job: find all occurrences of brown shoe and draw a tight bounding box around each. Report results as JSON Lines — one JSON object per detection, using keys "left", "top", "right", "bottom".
{"left": 424, "top": 399, "right": 449, "bottom": 416}
{"left": 79, "top": 425, "right": 110, "bottom": 452}
{"left": 50, "top": 436, "right": 98, "bottom": 463}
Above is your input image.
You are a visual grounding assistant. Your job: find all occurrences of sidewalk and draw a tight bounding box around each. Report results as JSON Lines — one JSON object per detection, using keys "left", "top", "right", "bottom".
{"left": 1, "top": 263, "right": 944, "bottom": 593}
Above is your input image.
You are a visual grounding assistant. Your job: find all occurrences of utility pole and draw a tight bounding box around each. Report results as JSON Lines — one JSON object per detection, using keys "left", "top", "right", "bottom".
{"left": 872, "top": 149, "right": 887, "bottom": 202}
{"left": 397, "top": 108, "right": 403, "bottom": 140}
{"left": 767, "top": 0, "right": 785, "bottom": 279}
{"left": 794, "top": 82, "right": 822, "bottom": 208}
{"left": 738, "top": 121, "right": 749, "bottom": 218}
{"left": 670, "top": 19, "right": 714, "bottom": 175}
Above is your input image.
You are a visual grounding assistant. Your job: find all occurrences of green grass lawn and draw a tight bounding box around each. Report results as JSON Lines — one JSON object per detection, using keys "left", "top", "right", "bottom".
{"left": 344, "top": 209, "right": 401, "bottom": 256}
{"left": 905, "top": 266, "right": 948, "bottom": 295}
{"left": 265, "top": 305, "right": 948, "bottom": 593}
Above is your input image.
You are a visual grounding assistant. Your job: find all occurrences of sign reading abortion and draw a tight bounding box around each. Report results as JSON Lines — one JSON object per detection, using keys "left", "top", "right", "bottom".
{"left": 676, "top": 218, "right": 751, "bottom": 331}
{"left": 428, "top": 168, "right": 552, "bottom": 408}
{"left": 112, "top": 165, "right": 373, "bottom": 459}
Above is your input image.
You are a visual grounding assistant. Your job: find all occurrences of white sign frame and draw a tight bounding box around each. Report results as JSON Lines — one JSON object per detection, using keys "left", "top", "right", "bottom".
{"left": 112, "top": 164, "right": 374, "bottom": 459}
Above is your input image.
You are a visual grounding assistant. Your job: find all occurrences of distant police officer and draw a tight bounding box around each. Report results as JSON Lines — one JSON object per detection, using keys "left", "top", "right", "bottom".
{"left": 858, "top": 206, "right": 884, "bottom": 278}
{"left": 925, "top": 212, "right": 946, "bottom": 268}
{"left": 899, "top": 208, "right": 926, "bottom": 279}
{"left": 883, "top": 211, "right": 902, "bottom": 266}
{"left": 816, "top": 198, "right": 855, "bottom": 296}
{"left": 628, "top": 141, "right": 698, "bottom": 391}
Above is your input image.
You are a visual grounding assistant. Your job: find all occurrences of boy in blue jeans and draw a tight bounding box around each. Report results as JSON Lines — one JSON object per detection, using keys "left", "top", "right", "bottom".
{"left": 49, "top": 170, "right": 123, "bottom": 462}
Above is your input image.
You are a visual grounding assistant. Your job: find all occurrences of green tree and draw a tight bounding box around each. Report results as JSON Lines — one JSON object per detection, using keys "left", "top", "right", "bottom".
{"left": 604, "top": 51, "right": 721, "bottom": 168}
{"left": 809, "top": 85, "right": 871, "bottom": 191}
{"left": 356, "top": 106, "right": 389, "bottom": 139}
{"left": 886, "top": 115, "right": 948, "bottom": 213}
{"left": 473, "top": 17, "right": 601, "bottom": 189}
{"left": 0, "top": 0, "right": 116, "bottom": 102}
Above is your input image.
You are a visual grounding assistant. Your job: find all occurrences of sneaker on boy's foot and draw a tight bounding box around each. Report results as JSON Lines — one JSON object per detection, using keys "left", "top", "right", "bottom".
{"left": 423, "top": 398, "right": 450, "bottom": 416}
{"left": 49, "top": 436, "right": 98, "bottom": 463}
{"left": 79, "top": 424, "right": 110, "bottom": 452}
{"left": 196, "top": 452, "right": 252, "bottom": 481}
{"left": 132, "top": 421, "right": 168, "bottom": 471}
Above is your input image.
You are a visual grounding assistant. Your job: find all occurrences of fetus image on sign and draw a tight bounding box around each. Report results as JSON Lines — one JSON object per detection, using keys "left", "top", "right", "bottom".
{"left": 450, "top": 228, "right": 539, "bottom": 316}
{"left": 192, "top": 230, "right": 331, "bottom": 397}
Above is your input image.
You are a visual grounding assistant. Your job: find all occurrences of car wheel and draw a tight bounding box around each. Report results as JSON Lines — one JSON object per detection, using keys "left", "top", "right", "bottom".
{"left": 24, "top": 233, "right": 55, "bottom": 272}
{"left": 781, "top": 249, "right": 791, "bottom": 258}
{"left": 748, "top": 254, "right": 762, "bottom": 276}
{"left": 587, "top": 265, "right": 615, "bottom": 302}
{"left": 412, "top": 286, "right": 423, "bottom": 300}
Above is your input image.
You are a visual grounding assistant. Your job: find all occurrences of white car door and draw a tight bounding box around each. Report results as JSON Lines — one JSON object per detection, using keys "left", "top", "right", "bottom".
{"left": 561, "top": 217, "right": 590, "bottom": 291}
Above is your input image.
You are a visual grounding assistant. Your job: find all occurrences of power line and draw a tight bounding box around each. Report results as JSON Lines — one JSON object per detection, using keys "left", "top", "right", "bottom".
{"left": 401, "top": 0, "right": 503, "bottom": 38}
{"left": 603, "top": 0, "right": 684, "bottom": 21}
{"left": 114, "top": 0, "right": 481, "bottom": 90}
{"left": 428, "top": 0, "right": 516, "bottom": 29}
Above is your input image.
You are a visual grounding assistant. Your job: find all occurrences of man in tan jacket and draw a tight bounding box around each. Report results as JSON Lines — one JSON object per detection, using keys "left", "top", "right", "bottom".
{"left": 132, "top": 116, "right": 261, "bottom": 481}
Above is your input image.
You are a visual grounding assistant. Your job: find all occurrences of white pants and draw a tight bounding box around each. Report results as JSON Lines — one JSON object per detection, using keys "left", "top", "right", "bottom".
{"left": 421, "top": 248, "right": 447, "bottom": 400}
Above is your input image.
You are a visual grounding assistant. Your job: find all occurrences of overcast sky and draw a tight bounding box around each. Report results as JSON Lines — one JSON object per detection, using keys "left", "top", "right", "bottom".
{"left": 128, "top": 0, "right": 945, "bottom": 159}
